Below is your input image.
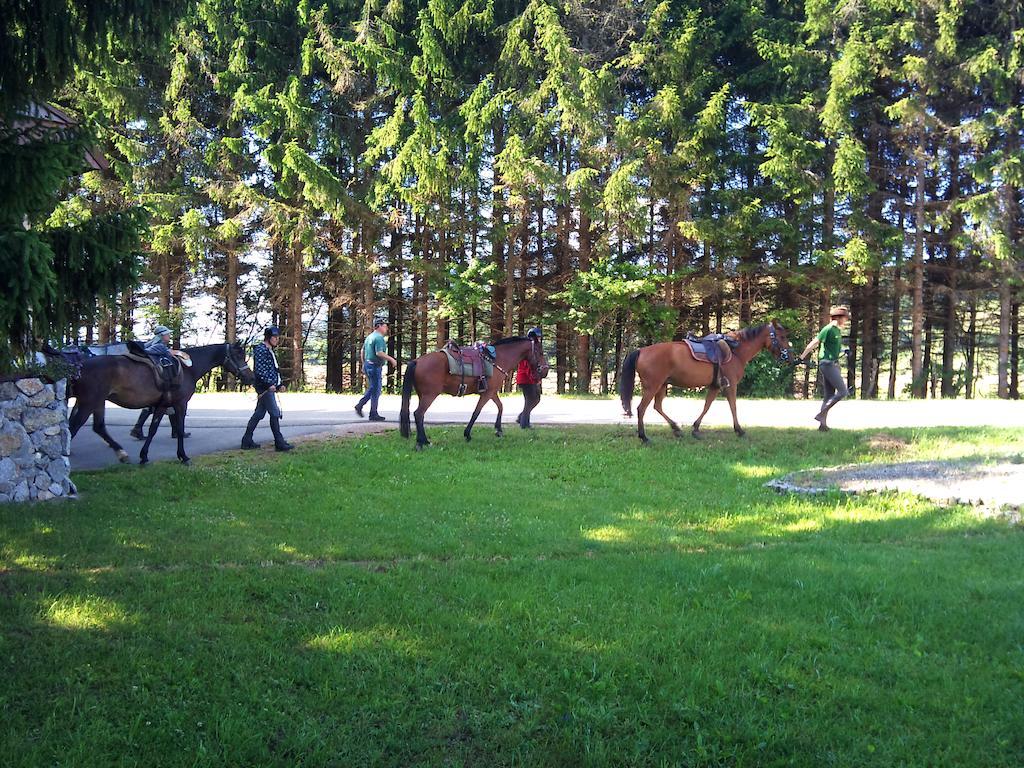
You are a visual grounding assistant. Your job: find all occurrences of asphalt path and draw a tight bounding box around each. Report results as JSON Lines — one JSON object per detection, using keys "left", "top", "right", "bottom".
{"left": 70, "top": 391, "right": 1024, "bottom": 471}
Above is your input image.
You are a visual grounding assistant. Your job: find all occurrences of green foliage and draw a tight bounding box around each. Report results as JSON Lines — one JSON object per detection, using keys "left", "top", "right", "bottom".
{"left": 435, "top": 257, "right": 499, "bottom": 338}
{"left": 555, "top": 257, "right": 671, "bottom": 337}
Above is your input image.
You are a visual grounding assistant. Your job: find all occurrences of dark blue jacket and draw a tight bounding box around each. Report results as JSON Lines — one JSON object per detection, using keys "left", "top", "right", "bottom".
{"left": 253, "top": 342, "right": 281, "bottom": 394}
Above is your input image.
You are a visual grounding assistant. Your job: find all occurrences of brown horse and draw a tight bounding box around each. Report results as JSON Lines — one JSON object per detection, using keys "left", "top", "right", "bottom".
{"left": 619, "top": 321, "right": 794, "bottom": 443}
{"left": 69, "top": 343, "right": 254, "bottom": 465}
{"left": 399, "top": 337, "right": 549, "bottom": 449}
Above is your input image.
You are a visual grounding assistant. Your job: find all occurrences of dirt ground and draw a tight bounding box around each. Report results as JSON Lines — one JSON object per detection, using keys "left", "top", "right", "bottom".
{"left": 768, "top": 454, "right": 1024, "bottom": 520}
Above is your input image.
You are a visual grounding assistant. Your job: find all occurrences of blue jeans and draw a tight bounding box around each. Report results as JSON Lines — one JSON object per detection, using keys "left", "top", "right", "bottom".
{"left": 357, "top": 361, "right": 383, "bottom": 415}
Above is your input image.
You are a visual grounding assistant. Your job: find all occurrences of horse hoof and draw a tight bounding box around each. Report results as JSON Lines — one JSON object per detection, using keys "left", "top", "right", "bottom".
{"left": 640, "top": 437, "right": 651, "bottom": 446}
{"left": 117, "top": 450, "right": 130, "bottom": 463}
{"left": 672, "top": 429, "right": 683, "bottom": 439}
{"left": 415, "top": 443, "right": 426, "bottom": 452}
{"left": 495, "top": 431, "right": 503, "bottom": 438}
{"left": 691, "top": 430, "right": 702, "bottom": 440}
{"left": 736, "top": 430, "right": 746, "bottom": 438}
{"left": 139, "top": 458, "right": 148, "bottom": 466}
{"left": 180, "top": 458, "right": 191, "bottom": 466}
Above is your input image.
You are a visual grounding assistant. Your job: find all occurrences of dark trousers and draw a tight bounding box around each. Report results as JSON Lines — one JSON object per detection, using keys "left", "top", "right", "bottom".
{"left": 133, "top": 407, "right": 182, "bottom": 435}
{"left": 357, "top": 361, "right": 383, "bottom": 416}
{"left": 818, "top": 360, "right": 848, "bottom": 422}
{"left": 243, "top": 390, "right": 285, "bottom": 446}
{"left": 517, "top": 383, "right": 541, "bottom": 427}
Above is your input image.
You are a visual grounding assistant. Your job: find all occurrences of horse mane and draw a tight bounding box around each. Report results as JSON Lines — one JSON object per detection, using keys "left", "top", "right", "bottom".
{"left": 735, "top": 323, "right": 768, "bottom": 341}
{"left": 492, "top": 336, "right": 529, "bottom": 346}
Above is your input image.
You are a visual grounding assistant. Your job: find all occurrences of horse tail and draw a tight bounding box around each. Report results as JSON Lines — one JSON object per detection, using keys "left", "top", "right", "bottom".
{"left": 619, "top": 349, "right": 640, "bottom": 416}
{"left": 399, "top": 360, "right": 417, "bottom": 438}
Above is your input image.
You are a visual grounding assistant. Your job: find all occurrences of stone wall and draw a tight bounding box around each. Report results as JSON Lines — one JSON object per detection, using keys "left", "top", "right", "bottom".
{"left": 0, "top": 378, "right": 74, "bottom": 503}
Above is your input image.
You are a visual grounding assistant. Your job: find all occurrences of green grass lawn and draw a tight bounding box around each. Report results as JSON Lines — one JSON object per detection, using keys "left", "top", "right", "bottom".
{"left": 1, "top": 425, "right": 1022, "bottom": 766}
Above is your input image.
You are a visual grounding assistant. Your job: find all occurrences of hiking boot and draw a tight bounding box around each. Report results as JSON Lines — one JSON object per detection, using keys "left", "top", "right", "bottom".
{"left": 275, "top": 441, "right": 294, "bottom": 452}
{"left": 368, "top": 414, "right": 386, "bottom": 422}
{"left": 241, "top": 439, "right": 261, "bottom": 450}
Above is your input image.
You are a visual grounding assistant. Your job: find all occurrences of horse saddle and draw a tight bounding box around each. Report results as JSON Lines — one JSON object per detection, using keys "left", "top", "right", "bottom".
{"left": 124, "top": 340, "right": 185, "bottom": 392}
{"left": 683, "top": 333, "right": 738, "bottom": 389}
{"left": 441, "top": 341, "right": 496, "bottom": 396}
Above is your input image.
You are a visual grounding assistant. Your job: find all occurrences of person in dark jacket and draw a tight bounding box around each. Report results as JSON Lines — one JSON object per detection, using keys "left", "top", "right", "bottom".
{"left": 131, "top": 325, "right": 189, "bottom": 440}
{"left": 240, "top": 326, "right": 293, "bottom": 451}
{"left": 515, "top": 327, "right": 543, "bottom": 429}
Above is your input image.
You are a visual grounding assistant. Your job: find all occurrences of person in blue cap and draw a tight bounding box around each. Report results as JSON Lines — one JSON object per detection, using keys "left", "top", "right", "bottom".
{"left": 240, "top": 325, "right": 293, "bottom": 451}
{"left": 145, "top": 325, "right": 173, "bottom": 356}
{"left": 131, "top": 324, "right": 189, "bottom": 439}
{"left": 515, "top": 327, "right": 544, "bottom": 428}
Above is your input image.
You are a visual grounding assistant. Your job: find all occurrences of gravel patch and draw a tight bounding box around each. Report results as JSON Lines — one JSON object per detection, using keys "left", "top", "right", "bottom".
{"left": 767, "top": 456, "right": 1024, "bottom": 521}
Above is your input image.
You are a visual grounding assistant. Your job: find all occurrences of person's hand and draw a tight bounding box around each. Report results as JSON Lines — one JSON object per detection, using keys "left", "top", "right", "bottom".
{"left": 388, "top": 356, "right": 398, "bottom": 367}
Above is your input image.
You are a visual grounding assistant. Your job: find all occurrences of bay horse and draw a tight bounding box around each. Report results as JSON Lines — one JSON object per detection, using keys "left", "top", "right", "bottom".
{"left": 69, "top": 343, "right": 254, "bottom": 465}
{"left": 619, "top": 321, "right": 793, "bottom": 443}
{"left": 399, "top": 337, "right": 549, "bottom": 449}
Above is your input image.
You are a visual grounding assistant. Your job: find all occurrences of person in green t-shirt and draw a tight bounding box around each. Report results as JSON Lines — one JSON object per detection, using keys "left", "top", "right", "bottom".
{"left": 798, "top": 305, "right": 850, "bottom": 431}
{"left": 355, "top": 319, "right": 397, "bottom": 421}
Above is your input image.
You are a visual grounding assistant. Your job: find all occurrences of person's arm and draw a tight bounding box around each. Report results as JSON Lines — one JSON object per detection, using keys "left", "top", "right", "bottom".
{"left": 799, "top": 337, "right": 819, "bottom": 361}
{"left": 375, "top": 345, "right": 397, "bottom": 367}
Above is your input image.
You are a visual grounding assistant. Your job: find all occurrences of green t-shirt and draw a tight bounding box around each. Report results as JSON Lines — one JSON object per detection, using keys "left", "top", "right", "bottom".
{"left": 817, "top": 324, "right": 842, "bottom": 362}
{"left": 363, "top": 331, "right": 387, "bottom": 364}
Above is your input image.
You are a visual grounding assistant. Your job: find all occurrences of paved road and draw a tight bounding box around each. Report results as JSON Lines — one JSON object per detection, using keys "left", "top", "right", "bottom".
{"left": 70, "top": 392, "right": 1024, "bottom": 470}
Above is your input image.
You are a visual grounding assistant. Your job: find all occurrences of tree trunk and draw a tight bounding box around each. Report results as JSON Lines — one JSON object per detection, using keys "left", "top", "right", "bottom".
{"left": 576, "top": 207, "right": 592, "bottom": 393}
{"left": 289, "top": 244, "right": 305, "bottom": 388}
{"left": 225, "top": 247, "right": 238, "bottom": 344}
{"left": 910, "top": 131, "right": 927, "bottom": 398}
{"left": 965, "top": 296, "right": 977, "bottom": 399}
{"left": 1010, "top": 292, "right": 1020, "bottom": 400}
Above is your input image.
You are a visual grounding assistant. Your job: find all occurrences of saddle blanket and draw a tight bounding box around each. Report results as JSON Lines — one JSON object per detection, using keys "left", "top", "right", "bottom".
{"left": 442, "top": 343, "right": 495, "bottom": 379}
{"left": 683, "top": 334, "right": 736, "bottom": 365}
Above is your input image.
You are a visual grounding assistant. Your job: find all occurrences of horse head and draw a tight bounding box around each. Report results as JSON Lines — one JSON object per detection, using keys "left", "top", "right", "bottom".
{"left": 766, "top": 319, "right": 793, "bottom": 364}
{"left": 530, "top": 336, "right": 550, "bottom": 379}
{"left": 224, "top": 342, "right": 256, "bottom": 385}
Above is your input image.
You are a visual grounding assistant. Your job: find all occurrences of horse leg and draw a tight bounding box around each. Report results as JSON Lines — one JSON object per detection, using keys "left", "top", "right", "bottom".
{"left": 69, "top": 401, "right": 89, "bottom": 438}
{"left": 91, "top": 404, "right": 130, "bottom": 463}
{"left": 139, "top": 407, "right": 167, "bottom": 465}
{"left": 653, "top": 385, "right": 682, "bottom": 437}
{"left": 492, "top": 392, "right": 504, "bottom": 437}
{"left": 413, "top": 391, "right": 439, "bottom": 449}
{"left": 636, "top": 386, "right": 658, "bottom": 445}
{"left": 173, "top": 401, "right": 190, "bottom": 465}
{"left": 464, "top": 393, "right": 489, "bottom": 442}
{"left": 691, "top": 387, "right": 720, "bottom": 439}
{"left": 726, "top": 385, "right": 745, "bottom": 437}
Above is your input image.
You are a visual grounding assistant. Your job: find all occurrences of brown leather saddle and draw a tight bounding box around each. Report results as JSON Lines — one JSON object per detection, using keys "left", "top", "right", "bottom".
{"left": 683, "top": 333, "right": 737, "bottom": 389}
{"left": 441, "top": 341, "right": 496, "bottom": 396}
{"left": 124, "top": 340, "right": 184, "bottom": 393}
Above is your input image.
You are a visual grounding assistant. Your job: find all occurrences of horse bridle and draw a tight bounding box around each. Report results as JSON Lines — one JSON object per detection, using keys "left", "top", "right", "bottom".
{"left": 768, "top": 324, "right": 791, "bottom": 363}
{"left": 224, "top": 343, "right": 250, "bottom": 377}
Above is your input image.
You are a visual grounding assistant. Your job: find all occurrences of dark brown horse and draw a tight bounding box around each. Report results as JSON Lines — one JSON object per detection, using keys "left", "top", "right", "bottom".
{"left": 399, "top": 337, "right": 549, "bottom": 449}
{"left": 619, "top": 321, "right": 794, "bottom": 443}
{"left": 69, "top": 343, "right": 254, "bottom": 465}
